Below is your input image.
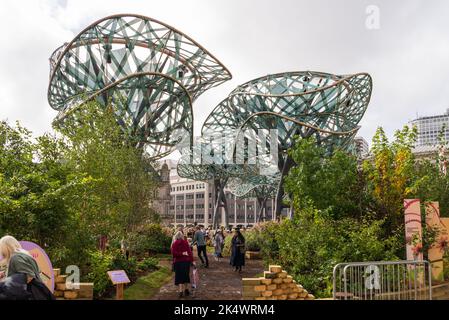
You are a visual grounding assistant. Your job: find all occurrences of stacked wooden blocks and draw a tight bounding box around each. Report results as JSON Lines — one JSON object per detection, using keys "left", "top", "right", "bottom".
{"left": 242, "top": 265, "right": 315, "bottom": 300}
{"left": 53, "top": 268, "right": 94, "bottom": 300}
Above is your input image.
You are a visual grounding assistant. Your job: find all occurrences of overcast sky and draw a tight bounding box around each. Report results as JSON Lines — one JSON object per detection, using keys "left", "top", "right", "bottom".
{"left": 1, "top": 0, "right": 449, "bottom": 147}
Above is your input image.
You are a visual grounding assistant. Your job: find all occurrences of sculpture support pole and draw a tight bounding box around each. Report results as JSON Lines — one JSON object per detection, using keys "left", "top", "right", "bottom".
{"left": 212, "top": 179, "right": 220, "bottom": 228}
{"left": 212, "top": 178, "right": 229, "bottom": 228}
{"left": 221, "top": 182, "right": 229, "bottom": 228}
{"left": 256, "top": 197, "right": 267, "bottom": 223}
{"left": 274, "top": 153, "right": 295, "bottom": 220}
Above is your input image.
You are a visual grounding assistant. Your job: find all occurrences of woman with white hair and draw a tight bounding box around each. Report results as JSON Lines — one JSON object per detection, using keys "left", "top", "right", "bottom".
{"left": 0, "top": 236, "right": 40, "bottom": 282}
{"left": 171, "top": 231, "right": 193, "bottom": 298}
{"left": 0, "top": 235, "right": 54, "bottom": 300}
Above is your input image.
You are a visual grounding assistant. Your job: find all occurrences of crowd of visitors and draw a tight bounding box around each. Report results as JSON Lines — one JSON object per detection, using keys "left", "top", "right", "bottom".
{"left": 170, "top": 224, "right": 246, "bottom": 298}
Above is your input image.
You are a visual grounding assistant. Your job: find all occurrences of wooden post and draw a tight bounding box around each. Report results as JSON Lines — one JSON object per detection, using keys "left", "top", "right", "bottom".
{"left": 116, "top": 283, "right": 124, "bottom": 300}
{"left": 107, "top": 270, "right": 130, "bottom": 301}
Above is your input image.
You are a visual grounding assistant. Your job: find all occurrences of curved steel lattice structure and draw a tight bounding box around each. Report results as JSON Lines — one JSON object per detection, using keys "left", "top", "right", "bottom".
{"left": 48, "top": 14, "right": 231, "bottom": 159}
{"left": 179, "top": 71, "right": 372, "bottom": 225}
{"left": 203, "top": 71, "right": 371, "bottom": 152}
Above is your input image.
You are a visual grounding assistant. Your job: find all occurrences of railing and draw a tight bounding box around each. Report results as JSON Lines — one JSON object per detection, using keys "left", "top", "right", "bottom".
{"left": 333, "top": 260, "right": 432, "bottom": 300}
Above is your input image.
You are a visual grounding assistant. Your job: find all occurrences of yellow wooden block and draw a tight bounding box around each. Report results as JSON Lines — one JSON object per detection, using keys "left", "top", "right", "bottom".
{"left": 277, "top": 271, "right": 288, "bottom": 278}
{"left": 269, "top": 265, "right": 282, "bottom": 273}
{"left": 266, "top": 284, "right": 277, "bottom": 291}
{"left": 254, "top": 285, "right": 267, "bottom": 292}
{"left": 283, "top": 276, "right": 293, "bottom": 283}
{"left": 262, "top": 291, "right": 273, "bottom": 297}
{"left": 64, "top": 291, "right": 78, "bottom": 300}
{"left": 242, "top": 278, "right": 261, "bottom": 286}
{"left": 273, "top": 289, "right": 284, "bottom": 296}
{"left": 288, "top": 293, "right": 298, "bottom": 299}
{"left": 55, "top": 275, "right": 67, "bottom": 284}
{"left": 53, "top": 269, "right": 61, "bottom": 277}
{"left": 56, "top": 283, "right": 67, "bottom": 291}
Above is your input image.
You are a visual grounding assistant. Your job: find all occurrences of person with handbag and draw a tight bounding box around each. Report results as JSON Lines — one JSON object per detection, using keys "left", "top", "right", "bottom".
{"left": 171, "top": 231, "right": 193, "bottom": 298}
{"left": 229, "top": 228, "right": 245, "bottom": 273}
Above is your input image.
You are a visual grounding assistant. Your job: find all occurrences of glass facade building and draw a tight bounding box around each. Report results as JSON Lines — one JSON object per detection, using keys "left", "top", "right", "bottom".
{"left": 410, "top": 109, "right": 449, "bottom": 147}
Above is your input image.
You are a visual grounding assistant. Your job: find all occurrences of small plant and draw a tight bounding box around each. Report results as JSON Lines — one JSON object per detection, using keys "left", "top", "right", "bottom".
{"left": 137, "top": 257, "right": 159, "bottom": 272}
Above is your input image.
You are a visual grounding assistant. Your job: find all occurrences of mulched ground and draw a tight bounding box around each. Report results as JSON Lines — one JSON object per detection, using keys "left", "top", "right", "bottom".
{"left": 152, "top": 249, "right": 264, "bottom": 300}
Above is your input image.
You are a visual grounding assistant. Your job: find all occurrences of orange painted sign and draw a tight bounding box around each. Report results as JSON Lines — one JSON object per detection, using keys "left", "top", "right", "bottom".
{"left": 426, "top": 202, "right": 448, "bottom": 281}
{"left": 404, "top": 199, "right": 423, "bottom": 261}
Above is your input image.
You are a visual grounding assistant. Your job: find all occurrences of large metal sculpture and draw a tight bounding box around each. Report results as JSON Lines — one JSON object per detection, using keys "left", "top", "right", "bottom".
{"left": 47, "top": 14, "right": 372, "bottom": 227}
{"left": 48, "top": 14, "right": 231, "bottom": 159}
{"left": 179, "top": 71, "right": 372, "bottom": 226}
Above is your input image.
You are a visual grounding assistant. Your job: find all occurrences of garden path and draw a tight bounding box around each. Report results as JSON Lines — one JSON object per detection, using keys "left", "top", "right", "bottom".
{"left": 152, "top": 249, "right": 264, "bottom": 300}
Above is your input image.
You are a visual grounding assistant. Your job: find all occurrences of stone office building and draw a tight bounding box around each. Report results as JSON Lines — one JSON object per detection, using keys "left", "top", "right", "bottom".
{"left": 153, "top": 160, "right": 278, "bottom": 228}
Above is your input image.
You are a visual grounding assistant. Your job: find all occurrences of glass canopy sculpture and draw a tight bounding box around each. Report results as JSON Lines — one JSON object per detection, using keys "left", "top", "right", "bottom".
{"left": 179, "top": 71, "right": 372, "bottom": 226}
{"left": 48, "top": 14, "right": 231, "bottom": 159}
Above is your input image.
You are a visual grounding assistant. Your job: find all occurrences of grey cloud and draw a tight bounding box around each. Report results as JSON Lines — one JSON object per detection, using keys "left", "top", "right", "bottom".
{"left": 0, "top": 0, "right": 448, "bottom": 146}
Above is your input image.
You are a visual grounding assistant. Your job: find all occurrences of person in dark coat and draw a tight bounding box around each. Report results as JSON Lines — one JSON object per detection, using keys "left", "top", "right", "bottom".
{"left": 171, "top": 231, "right": 193, "bottom": 298}
{"left": 0, "top": 273, "right": 30, "bottom": 300}
{"left": 230, "top": 229, "right": 245, "bottom": 273}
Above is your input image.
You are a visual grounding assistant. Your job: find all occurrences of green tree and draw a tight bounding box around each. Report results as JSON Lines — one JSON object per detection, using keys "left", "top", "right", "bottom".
{"left": 1, "top": 101, "right": 159, "bottom": 276}
{"left": 362, "top": 126, "right": 417, "bottom": 235}
{"left": 285, "top": 136, "right": 368, "bottom": 220}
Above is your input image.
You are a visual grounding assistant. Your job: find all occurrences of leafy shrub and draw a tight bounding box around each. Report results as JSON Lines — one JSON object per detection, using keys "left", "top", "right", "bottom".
{"left": 137, "top": 257, "right": 159, "bottom": 272}
{"left": 111, "top": 252, "right": 138, "bottom": 279}
{"left": 223, "top": 234, "right": 233, "bottom": 257}
{"left": 254, "top": 208, "right": 400, "bottom": 298}
{"left": 244, "top": 231, "right": 261, "bottom": 251}
{"left": 86, "top": 250, "right": 114, "bottom": 298}
{"left": 86, "top": 249, "right": 139, "bottom": 298}
{"left": 128, "top": 224, "right": 172, "bottom": 256}
{"left": 251, "top": 222, "right": 279, "bottom": 262}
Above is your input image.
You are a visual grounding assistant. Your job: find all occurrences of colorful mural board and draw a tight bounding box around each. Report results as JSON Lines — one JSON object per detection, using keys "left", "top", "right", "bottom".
{"left": 19, "top": 241, "right": 54, "bottom": 293}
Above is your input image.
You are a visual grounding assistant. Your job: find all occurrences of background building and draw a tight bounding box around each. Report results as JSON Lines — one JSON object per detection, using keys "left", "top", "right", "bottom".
{"left": 410, "top": 109, "right": 449, "bottom": 147}
{"left": 153, "top": 160, "right": 279, "bottom": 228}
{"left": 354, "top": 136, "right": 369, "bottom": 159}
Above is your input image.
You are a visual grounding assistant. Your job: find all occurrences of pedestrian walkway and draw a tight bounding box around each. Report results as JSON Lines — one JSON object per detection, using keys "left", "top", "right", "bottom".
{"left": 152, "top": 251, "right": 264, "bottom": 300}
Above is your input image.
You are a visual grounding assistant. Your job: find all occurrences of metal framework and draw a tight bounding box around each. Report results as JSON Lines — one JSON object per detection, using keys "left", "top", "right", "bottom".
{"left": 48, "top": 14, "right": 231, "bottom": 159}
{"left": 179, "top": 71, "right": 372, "bottom": 226}
{"left": 47, "top": 14, "right": 372, "bottom": 226}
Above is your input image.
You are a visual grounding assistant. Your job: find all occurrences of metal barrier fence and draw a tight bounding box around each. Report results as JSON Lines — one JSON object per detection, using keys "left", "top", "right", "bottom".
{"left": 333, "top": 260, "right": 432, "bottom": 300}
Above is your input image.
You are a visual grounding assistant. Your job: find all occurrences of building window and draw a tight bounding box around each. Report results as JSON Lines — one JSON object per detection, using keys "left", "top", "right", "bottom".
{"left": 196, "top": 193, "right": 205, "bottom": 199}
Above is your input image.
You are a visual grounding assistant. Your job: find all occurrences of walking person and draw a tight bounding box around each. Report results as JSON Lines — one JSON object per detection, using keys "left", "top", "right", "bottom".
{"left": 120, "top": 230, "right": 130, "bottom": 260}
{"left": 230, "top": 228, "right": 245, "bottom": 273}
{"left": 0, "top": 236, "right": 54, "bottom": 300}
{"left": 171, "top": 231, "right": 193, "bottom": 298}
{"left": 213, "top": 229, "right": 224, "bottom": 261}
{"left": 172, "top": 226, "right": 184, "bottom": 244}
{"left": 192, "top": 226, "right": 209, "bottom": 268}
{"left": 190, "top": 262, "right": 199, "bottom": 298}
